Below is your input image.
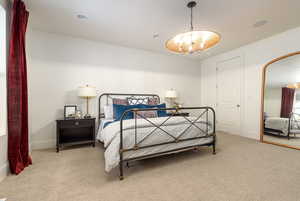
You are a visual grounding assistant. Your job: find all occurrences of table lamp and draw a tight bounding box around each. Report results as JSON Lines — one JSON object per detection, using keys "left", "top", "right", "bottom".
{"left": 78, "top": 85, "right": 96, "bottom": 118}
{"left": 165, "top": 89, "right": 178, "bottom": 108}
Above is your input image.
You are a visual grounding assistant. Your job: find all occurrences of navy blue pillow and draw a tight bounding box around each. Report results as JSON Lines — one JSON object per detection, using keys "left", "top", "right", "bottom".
{"left": 142, "top": 103, "right": 168, "bottom": 117}
{"left": 113, "top": 104, "right": 145, "bottom": 120}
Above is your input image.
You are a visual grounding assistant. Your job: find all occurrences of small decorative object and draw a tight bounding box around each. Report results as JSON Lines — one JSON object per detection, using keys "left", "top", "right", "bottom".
{"left": 75, "top": 109, "right": 82, "bottom": 119}
{"left": 78, "top": 85, "right": 97, "bottom": 118}
{"left": 64, "top": 105, "right": 77, "bottom": 119}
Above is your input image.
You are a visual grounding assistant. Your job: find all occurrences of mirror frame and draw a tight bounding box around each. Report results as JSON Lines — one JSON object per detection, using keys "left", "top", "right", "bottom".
{"left": 260, "top": 51, "right": 300, "bottom": 150}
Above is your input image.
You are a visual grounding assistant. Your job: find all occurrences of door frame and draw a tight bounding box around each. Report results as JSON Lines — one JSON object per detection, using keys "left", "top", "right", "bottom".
{"left": 260, "top": 51, "right": 300, "bottom": 150}
{"left": 216, "top": 54, "right": 245, "bottom": 135}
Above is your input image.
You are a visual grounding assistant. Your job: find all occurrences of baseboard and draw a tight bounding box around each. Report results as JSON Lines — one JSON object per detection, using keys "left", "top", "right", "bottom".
{"left": 242, "top": 130, "right": 260, "bottom": 140}
{"left": 0, "top": 162, "right": 8, "bottom": 182}
{"left": 217, "top": 129, "right": 259, "bottom": 140}
{"left": 31, "top": 139, "right": 55, "bottom": 150}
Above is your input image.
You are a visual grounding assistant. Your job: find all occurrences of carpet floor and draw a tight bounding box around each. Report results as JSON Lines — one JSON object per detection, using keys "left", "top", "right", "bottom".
{"left": 0, "top": 133, "right": 300, "bottom": 201}
{"left": 264, "top": 134, "right": 300, "bottom": 148}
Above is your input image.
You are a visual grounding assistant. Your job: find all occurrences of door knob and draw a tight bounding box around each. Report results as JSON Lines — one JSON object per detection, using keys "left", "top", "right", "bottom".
{"left": 237, "top": 104, "right": 240, "bottom": 108}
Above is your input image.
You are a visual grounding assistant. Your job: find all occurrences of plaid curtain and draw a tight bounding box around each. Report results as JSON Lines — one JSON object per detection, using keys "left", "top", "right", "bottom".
{"left": 7, "top": 0, "right": 32, "bottom": 174}
{"left": 280, "top": 87, "right": 295, "bottom": 118}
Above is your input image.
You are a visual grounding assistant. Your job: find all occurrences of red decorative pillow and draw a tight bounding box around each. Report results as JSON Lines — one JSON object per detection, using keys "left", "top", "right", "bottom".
{"left": 112, "top": 98, "right": 128, "bottom": 105}
{"left": 134, "top": 110, "right": 158, "bottom": 119}
{"left": 148, "top": 97, "right": 159, "bottom": 105}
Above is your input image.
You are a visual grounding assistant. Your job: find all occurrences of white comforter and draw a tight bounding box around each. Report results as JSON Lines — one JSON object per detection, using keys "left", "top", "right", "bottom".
{"left": 265, "top": 117, "right": 289, "bottom": 135}
{"left": 102, "top": 116, "right": 214, "bottom": 172}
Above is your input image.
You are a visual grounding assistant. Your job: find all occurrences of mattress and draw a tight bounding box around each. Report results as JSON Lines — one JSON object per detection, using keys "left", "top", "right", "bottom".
{"left": 102, "top": 116, "right": 214, "bottom": 172}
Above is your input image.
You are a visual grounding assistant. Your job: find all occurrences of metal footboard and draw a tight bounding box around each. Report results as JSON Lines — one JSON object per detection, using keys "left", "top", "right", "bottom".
{"left": 118, "top": 107, "right": 216, "bottom": 180}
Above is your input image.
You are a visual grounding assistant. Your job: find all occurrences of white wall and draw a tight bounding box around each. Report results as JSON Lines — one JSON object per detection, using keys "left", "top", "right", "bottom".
{"left": 0, "top": 0, "right": 8, "bottom": 182}
{"left": 26, "top": 29, "right": 202, "bottom": 149}
{"left": 0, "top": 0, "right": 6, "bottom": 135}
{"left": 201, "top": 26, "right": 300, "bottom": 140}
{"left": 264, "top": 87, "right": 281, "bottom": 117}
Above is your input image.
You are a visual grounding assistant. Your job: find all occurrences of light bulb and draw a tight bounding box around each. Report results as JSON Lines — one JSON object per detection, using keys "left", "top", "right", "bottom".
{"left": 189, "top": 45, "right": 193, "bottom": 53}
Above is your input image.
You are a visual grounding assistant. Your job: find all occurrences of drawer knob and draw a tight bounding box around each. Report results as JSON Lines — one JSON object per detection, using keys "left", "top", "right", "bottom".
{"left": 75, "top": 121, "right": 79, "bottom": 126}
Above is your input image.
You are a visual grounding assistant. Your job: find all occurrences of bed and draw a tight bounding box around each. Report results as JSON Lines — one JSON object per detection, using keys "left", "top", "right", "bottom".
{"left": 264, "top": 113, "right": 300, "bottom": 139}
{"left": 97, "top": 93, "right": 216, "bottom": 180}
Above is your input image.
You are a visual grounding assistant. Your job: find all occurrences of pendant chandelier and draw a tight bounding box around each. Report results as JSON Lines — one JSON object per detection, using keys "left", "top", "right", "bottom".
{"left": 166, "top": 1, "right": 221, "bottom": 54}
{"left": 287, "top": 82, "right": 300, "bottom": 89}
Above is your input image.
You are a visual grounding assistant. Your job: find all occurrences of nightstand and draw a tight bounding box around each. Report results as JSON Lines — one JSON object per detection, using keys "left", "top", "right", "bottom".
{"left": 167, "top": 112, "right": 189, "bottom": 117}
{"left": 56, "top": 118, "right": 96, "bottom": 152}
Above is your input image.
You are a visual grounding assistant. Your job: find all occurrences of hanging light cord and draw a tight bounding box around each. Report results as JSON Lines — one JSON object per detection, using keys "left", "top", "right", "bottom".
{"left": 190, "top": 5, "right": 194, "bottom": 31}
{"left": 189, "top": 4, "right": 194, "bottom": 53}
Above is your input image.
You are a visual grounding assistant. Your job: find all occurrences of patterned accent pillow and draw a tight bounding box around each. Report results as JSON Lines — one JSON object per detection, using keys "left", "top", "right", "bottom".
{"left": 112, "top": 98, "right": 128, "bottom": 105}
{"left": 127, "top": 97, "right": 149, "bottom": 105}
{"left": 134, "top": 110, "right": 158, "bottom": 119}
{"left": 148, "top": 97, "right": 159, "bottom": 105}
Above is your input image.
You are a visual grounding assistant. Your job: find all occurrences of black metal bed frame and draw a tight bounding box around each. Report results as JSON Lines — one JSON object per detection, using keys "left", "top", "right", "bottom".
{"left": 98, "top": 93, "right": 216, "bottom": 180}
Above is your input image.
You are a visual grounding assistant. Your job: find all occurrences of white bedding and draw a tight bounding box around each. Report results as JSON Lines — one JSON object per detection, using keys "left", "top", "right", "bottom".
{"left": 97, "top": 119, "right": 115, "bottom": 142}
{"left": 265, "top": 117, "right": 289, "bottom": 135}
{"left": 102, "top": 116, "right": 214, "bottom": 172}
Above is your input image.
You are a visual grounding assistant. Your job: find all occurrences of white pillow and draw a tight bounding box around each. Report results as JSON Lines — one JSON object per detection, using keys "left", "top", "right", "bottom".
{"left": 127, "top": 97, "right": 149, "bottom": 105}
{"left": 103, "top": 105, "right": 114, "bottom": 120}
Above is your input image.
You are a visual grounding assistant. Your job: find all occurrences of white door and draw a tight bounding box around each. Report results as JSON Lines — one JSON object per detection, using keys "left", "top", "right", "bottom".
{"left": 217, "top": 56, "right": 242, "bottom": 135}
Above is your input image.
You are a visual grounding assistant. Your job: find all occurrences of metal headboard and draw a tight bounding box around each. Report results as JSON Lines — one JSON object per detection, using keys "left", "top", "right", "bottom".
{"left": 98, "top": 93, "right": 160, "bottom": 121}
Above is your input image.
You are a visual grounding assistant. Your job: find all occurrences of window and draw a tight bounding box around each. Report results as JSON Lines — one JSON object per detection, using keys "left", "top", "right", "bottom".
{"left": 292, "top": 90, "right": 300, "bottom": 121}
{"left": 293, "top": 101, "right": 300, "bottom": 114}
{"left": 0, "top": 5, "right": 6, "bottom": 136}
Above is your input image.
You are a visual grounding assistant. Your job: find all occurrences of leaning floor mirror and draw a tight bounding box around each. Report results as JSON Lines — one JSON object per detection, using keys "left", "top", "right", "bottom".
{"left": 261, "top": 51, "right": 300, "bottom": 150}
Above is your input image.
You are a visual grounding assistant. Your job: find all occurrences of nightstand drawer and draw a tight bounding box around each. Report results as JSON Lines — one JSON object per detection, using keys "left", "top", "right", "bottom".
{"left": 58, "top": 119, "right": 93, "bottom": 128}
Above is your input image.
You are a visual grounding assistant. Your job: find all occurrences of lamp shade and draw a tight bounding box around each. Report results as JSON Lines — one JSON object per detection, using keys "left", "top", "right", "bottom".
{"left": 165, "top": 90, "right": 177, "bottom": 99}
{"left": 78, "top": 85, "right": 96, "bottom": 98}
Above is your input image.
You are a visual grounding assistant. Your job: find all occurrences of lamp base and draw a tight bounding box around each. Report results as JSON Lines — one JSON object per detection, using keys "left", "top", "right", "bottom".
{"left": 84, "top": 114, "right": 91, "bottom": 119}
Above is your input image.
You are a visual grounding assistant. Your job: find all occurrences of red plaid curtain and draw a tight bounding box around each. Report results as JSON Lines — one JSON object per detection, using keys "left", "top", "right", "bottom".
{"left": 280, "top": 87, "right": 295, "bottom": 118}
{"left": 7, "top": 0, "right": 32, "bottom": 174}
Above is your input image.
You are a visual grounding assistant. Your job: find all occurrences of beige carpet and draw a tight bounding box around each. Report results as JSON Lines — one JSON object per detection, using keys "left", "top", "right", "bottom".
{"left": 0, "top": 133, "right": 300, "bottom": 201}
{"left": 264, "top": 134, "right": 300, "bottom": 148}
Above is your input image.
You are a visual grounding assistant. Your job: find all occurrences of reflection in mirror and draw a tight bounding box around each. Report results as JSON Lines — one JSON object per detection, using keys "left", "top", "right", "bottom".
{"left": 263, "top": 53, "right": 300, "bottom": 149}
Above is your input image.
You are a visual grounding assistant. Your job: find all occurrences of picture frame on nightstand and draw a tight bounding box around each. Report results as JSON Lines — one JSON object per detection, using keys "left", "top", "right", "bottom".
{"left": 64, "top": 105, "right": 77, "bottom": 119}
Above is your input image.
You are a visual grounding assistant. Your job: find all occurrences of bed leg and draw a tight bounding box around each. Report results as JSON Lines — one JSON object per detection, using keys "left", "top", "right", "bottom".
{"left": 212, "top": 143, "right": 216, "bottom": 155}
{"left": 119, "top": 161, "right": 124, "bottom": 180}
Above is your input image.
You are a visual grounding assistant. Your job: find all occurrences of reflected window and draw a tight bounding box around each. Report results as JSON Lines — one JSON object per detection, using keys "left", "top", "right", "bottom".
{"left": 293, "top": 91, "right": 300, "bottom": 118}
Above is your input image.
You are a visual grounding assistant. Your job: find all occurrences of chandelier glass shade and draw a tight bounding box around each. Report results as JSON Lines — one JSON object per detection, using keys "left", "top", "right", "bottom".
{"left": 166, "top": 31, "right": 220, "bottom": 53}
{"left": 166, "top": 1, "right": 221, "bottom": 54}
{"left": 286, "top": 82, "right": 300, "bottom": 89}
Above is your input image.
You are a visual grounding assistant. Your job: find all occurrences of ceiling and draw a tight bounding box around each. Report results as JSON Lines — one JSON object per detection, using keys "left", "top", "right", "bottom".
{"left": 266, "top": 54, "right": 300, "bottom": 88}
{"left": 24, "top": 0, "right": 300, "bottom": 60}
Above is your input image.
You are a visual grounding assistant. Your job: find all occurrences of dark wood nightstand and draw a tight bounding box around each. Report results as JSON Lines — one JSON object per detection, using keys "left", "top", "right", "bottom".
{"left": 167, "top": 112, "right": 189, "bottom": 117}
{"left": 56, "top": 118, "right": 96, "bottom": 152}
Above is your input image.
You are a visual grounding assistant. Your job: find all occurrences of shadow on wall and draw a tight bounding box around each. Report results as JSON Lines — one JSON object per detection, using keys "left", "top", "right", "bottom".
{"left": 26, "top": 30, "right": 201, "bottom": 77}
{"left": 64, "top": 89, "right": 80, "bottom": 105}
{"left": 31, "top": 120, "right": 56, "bottom": 148}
